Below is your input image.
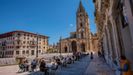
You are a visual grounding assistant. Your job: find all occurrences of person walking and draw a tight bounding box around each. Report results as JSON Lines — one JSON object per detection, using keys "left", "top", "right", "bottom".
{"left": 118, "top": 56, "right": 132, "bottom": 75}
{"left": 98, "top": 51, "right": 101, "bottom": 57}
{"left": 90, "top": 52, "right": 93, "bottom": 60}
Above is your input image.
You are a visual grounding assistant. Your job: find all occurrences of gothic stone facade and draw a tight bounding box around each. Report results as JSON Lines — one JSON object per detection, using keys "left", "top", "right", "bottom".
{"left": 59, "top": 2, "right": 98, "bottom": 53}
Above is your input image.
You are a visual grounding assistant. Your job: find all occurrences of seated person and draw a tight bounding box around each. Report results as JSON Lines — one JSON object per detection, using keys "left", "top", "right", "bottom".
{"left": 62, "top": 58, "right": 67, "bottom": 67}
{"left": 31, "top": 59, "right": 37, "bottom": 72}
{"left": 18, "top": 61, "right": 25, "bottom": 72}
{"left": 39, "top": 60, "right": 49, "bottom": 75}
{"left": 56, "top": 58, "right": 61, "bottom": 65}
{"left": 51, "top": 62, "right": 58, "bottom": 70}
{"left": 23, "top": 60, "right": 29, "bottom": 71}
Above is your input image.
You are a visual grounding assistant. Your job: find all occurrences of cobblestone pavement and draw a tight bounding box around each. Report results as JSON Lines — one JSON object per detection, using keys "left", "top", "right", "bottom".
{"left": 84, "top": 55, "right": 116, "bottom": 75}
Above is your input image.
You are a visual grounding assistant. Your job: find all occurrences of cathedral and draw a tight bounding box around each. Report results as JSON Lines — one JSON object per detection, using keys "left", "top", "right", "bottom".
{"left": 58, "top": 1, "right": 98, "bottom": 53}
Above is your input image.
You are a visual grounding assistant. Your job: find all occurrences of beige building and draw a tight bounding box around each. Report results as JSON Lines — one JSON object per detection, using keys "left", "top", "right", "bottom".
{"left": 94, "top": 0, "right": 133, "bottom": 73}
{"left": 91, "top": 33, "right": 98, "bottom": 52}
{"left": 58, "top": 1, "right": 98, "bottom": 54}
{"left": 0, "top": 30, "right": 49, "bottom": 58}
{"left": 47, "top": 44, "right": 58, "bottom": 53}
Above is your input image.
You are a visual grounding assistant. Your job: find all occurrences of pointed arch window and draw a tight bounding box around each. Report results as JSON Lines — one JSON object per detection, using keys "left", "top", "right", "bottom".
{"left": 80, "top": 23, "right": 83, "bottom": 27}
{"left": 81, "top": 32, "right": 84, "bottom": 38}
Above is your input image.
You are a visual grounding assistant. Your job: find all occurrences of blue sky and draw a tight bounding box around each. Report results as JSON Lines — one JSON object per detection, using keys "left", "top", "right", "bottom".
{"left": 0, "top": 0, "right": 96, "bottom": 44}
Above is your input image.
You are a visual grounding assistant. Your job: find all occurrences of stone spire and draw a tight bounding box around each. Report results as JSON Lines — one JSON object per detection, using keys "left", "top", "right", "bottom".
{"left": 77, "top": 1, "right": 85, "bottom": 13}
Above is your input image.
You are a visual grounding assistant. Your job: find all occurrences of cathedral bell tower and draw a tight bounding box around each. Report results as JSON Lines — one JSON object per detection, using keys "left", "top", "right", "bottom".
{"left": 76, "top": 1, "right": 90, "bottom": 39}
{"left": 76, "top": 1, "right": 90, "bottom": 51}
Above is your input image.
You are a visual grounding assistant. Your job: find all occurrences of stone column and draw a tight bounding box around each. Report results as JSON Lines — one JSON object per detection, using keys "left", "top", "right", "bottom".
{"left": 106, "top": 25, "right": 113, "bottom": 67}
{"left": 77, "top": 41, "right": 80, "bottom": 52}
{"left": 110, "top": 16, "right": 121, "bottom": 62}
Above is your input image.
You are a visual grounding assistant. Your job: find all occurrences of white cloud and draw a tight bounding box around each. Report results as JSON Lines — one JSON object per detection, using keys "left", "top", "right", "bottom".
{"left": 70, "top": 24, "right": 74, "bottom": 27}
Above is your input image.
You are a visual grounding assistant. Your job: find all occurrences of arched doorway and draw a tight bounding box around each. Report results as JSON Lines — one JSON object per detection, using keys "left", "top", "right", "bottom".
{"left": 71, "top": 41, "right": 77, "bottom": 53}
{"left": 81, "top": 43, "right": 85, "bottom": 52}
{"left": 64, "top": 47, "right": 68, "bottom": 53}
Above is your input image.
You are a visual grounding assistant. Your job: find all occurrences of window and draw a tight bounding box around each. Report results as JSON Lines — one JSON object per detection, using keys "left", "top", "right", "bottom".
{"left": 81, "top": 32, "right": 84, "bottom": 38}
{"left": 31, "top": 50, "right": 34, "bottom": 55}
{"left": 80, "top": 23, "right": 83, "bottom": 27}
{"left": 23, "top": 46, "right": 25, "bottom": 48}
{"left": 24, "top": 34, "right": 26, "bottom": 36}
{"left": 118, "top": 2, "right": 128, "bottom": 28}
{"left": 121, "top": 12, "right": 128, "bottom": 28}
{"left": 27, "top": 41, "right": 29, "bottom": 44}
{"left": 5, "top": 51, "right": 8, "bottom": 55}
{"left": 22, "top": 51, "right": 25, "bottom": 54}
{"left": 16, "top": 51, "right": 19, "bottom": 54}
{"left": 23, "top": 41, "right": 26, "bottom": 44}
{"left": 129, "top": 0, "right": 133, "bottom": 16}
{"left": 18, "top": 33, "right": 21, "bottom": 36}
{"left": 11, "top": 51, "right": 13, "bottom": 55}
{"left": 17, "top": 41, "right": 20, "bottom": 44}
{"left": 8, "top": 51, "right": 10, "bottom": 55}
{"left": 16, "top": 46, "right": 20, "bottom": 49}
{"left": 26, "top": 51, "right": 29, "bottom": 54}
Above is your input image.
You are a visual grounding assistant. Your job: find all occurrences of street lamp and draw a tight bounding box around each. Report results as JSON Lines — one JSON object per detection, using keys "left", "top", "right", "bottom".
{"left": 36, "top": 33, "right": 39, "bottom": 58}
{"left": 59, "top": 36, "right": 62, "bottom": 56}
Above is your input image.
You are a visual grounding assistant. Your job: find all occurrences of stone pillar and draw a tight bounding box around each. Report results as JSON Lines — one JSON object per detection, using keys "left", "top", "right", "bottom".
{"left": 103, "top": 33, "right": 109, "bottom": 64}
{"left": 106, "top": 25, "right": 113, "bottom": 67}
{"left": 77, "top": 42, "right": 80, "bottom": 52}
{"left": 110, "top": 16, "right": 121, "bottom": 62}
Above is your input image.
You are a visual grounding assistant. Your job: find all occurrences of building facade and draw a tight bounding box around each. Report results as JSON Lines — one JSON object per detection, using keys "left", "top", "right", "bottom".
{"left": 94, "top": 0, "right": 133, "bottom": 73}
{"left": 47, "top": 43, "right": 58, "bottom": 53}
{"left": 58, "top": 1, "right": 98, "bottom": 54}
{"left": 0, "top": 31, "right": 49, "bottom": 58}
{"left": 91, "top": 33, "right": 98, "bottom": 52}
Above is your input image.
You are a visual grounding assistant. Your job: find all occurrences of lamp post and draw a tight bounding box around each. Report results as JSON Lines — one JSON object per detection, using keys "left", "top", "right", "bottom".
{"left": 59, "top": 36, "right": 62, "bottom": 56}
{"left": 36, "top": 33, "right": 38, "bottom": 58}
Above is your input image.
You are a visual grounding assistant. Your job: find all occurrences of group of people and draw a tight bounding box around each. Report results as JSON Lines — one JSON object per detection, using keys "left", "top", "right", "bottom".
{"left": 18, "top": 53, "right": 88, "bottom": 75}
{"left": 18, "top": 52, "right": 133, "bottom": 75}
{"left": 18, "top": 59, "right": 38, "bottom": 72}
{"left": 38, "top": 53, "right": 88, "bottom": 75}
